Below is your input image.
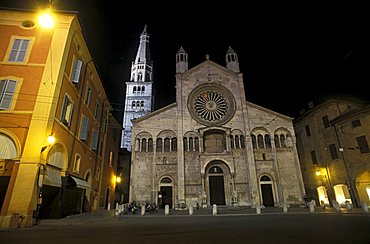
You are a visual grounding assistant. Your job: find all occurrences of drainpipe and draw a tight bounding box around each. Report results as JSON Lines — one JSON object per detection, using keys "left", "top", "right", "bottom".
{"left": 332, "top": 124, "right": 359, "bottom": 208}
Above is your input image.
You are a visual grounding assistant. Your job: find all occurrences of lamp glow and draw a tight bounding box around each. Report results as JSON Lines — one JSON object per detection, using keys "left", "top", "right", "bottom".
{"left": 38, "top": 9, "right": 54, "bottom": 29}
{"left": 47, "top": 135, "right": 56, "bottom": 144}
{"left": 316, "top": 171, "right": 321, "bottom": 176}
{"left": 116, "top": 176, "right": 122, "bottom": 183}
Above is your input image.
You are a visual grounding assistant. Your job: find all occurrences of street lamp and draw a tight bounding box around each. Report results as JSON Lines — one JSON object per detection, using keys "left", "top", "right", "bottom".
{"left": 38, "top": 8, "right": 54, "bottom": 29}
{"left": 41, "top": 134, "right": 56, "bottom": 153}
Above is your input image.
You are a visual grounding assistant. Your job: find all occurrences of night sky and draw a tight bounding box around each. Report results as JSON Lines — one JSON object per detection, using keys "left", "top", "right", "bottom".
{"left": 2, "top": 1, "right": 368, "bottom": 122}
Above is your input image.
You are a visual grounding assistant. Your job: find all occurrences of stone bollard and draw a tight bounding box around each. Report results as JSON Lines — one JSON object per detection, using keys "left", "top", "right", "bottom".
{"left": 107, "top": 203, "right": 110, "bottom": 211}
{"left": 189, "top": 206, "right": 193, "bottom": 216}
{"left": 362, "top": 202, "right": 369, "bottom": 213}
{"left": 345, "top": 200, "right": 352, "bottom": 211}
{"left": 141, "top": 205, "right": 146, "bottom": 216}
{"left": 212, "top": 204, "right": 217, "bottom": 215}
{"left": 165, "top": 205, "right": 169, "bottom": 215}
{"left": 115, "top": 202, "right": 119, "bottom": 210}
{"left": 333, "top": 200, "right": 341, "bottom": 213}
{"left": 309, "top": 200, "right": 315, "bottom": 213}
{"left": 256, "top": 204, "right": 261, "bottom": 214}
{"left": 283, "top": 203, "right": 288, "bottom": 213}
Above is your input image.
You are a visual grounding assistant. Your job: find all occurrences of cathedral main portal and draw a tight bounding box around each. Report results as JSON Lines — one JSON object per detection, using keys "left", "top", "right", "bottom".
{"left": 208, "top": 166, "right": 226, "bottom": 205}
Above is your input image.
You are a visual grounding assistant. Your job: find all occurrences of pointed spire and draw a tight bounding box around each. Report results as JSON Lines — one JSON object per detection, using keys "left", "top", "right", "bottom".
{"left": 142, "top": 24, "right": 147, "bottom": 35}
{"left": 177, "top": 46, "right": 187, "bottom": 54}
{"left": 226, "top": 46, "right": 239, "bottom": 73}
{"left": 176, "top": 46, "right": 188, "bottom": 73}
{"left": 227, "top": 46, "right": 236, "bottom": 54}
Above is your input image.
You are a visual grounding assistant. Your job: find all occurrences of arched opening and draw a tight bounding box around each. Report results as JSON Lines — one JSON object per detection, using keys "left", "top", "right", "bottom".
{"left": 316, "top": 186, "right": 329, "bottom": 205}
{"left": 159, "top": 177, "right": 173, "bottom": 209}
{"left": 334, "top": 184, "right": 351, "bottom": 206}
{"left": 356, "top": 171, "right": 370, "bottom": 208}
{"left": 260, "top": 175, "right": 274, "bottom": 207}
{"left": 208, "top": 166, "right": 226, "bottom": 205}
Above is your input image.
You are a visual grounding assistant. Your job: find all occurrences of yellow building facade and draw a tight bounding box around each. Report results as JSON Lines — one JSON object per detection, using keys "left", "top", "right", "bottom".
{"left": 294, "top": 98, "right": 370, "bottom": 209}
{"left": 0, "top": 9, "right": 120, "bottom": 228}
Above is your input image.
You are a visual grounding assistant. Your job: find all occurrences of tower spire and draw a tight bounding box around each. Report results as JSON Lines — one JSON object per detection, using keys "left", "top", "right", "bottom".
{"left": 121, "top": 26, "right": 154, "bottom": 150}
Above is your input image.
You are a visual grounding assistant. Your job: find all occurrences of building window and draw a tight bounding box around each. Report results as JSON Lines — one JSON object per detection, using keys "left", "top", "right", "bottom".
{"left": 156, "top": 138, "right": 162, "bottom": 152}
{"left": 171, "top": 138, "right": 177, "bottom": 151}
{"left": 71, "top": 58, "right": 83, "bottom": 84}
{"left": 305, "top": 125, "right": 311, "bottom": 137}
{"left": 94, "top": 101, "right": 100, "bottom": 119}
{"left": 73, "top": 154, "right": 81, "bottom": 172}
{"left": 257, "top": 135, "right": 264, "bottom": 148}
{"left": 8, "top": 38, "right": 30, "bottom": 62}
{"left": 0, "top": 79, "right": 17, "bottom": 110}
{"left": 0, "top": 133, "right": 17, "bottom": 159}
{"left": 60, "top": 94, "right": 74, "bottom": 127}
{"left": 328, "top": 143, "right": 339, "bottom": 160}
{"left": 90, "top": 129, "right": 98, "bottom": 151}
{"left": 164, "top": 138, "right": 170, "bottom": 152}
{"left": 351, "top": 119, "right": 361, "bottom": 128}
{"left": 148, "top": 138, "right": 153, "bottom": 152}
{"left": 311, "top": 150, "right": 318, "bottom": 164}
{"left": 322, "top": 115, "right": 330, "bottom": 129}
{"left": 264, "top": 135, "right": 271, "bottom": 148}
{"left": 79, "top": 114, "right": 90, "bottom": 141}
{"left": 274, "top": 135, "right": 280, "bottom": 148}
{"left": 251, "top": 135, "right": 257, "bottom": 149}
{"left": 356, "top": 136, "right": 369, "bottom": 154}
{"left": 85, "top": 84, "right": 92, "bottom": 106}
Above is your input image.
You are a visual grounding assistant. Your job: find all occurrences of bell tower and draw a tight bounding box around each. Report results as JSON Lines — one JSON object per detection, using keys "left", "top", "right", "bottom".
{"left": 121, "top": 25, "right": 153, "bottom": 151}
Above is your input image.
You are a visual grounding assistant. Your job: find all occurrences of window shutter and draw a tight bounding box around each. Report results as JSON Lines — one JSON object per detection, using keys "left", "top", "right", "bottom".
{"left": 71, "top": 59, "right": 83, "bottom": 84}
{"left": 0, "top": 79, "right": 17, "bottom": 109}
{"left": 90, "top": 130, "right": 99, "bottom": 150}
{"left": 79, "top": 115, "right": 90, "bottom": 141}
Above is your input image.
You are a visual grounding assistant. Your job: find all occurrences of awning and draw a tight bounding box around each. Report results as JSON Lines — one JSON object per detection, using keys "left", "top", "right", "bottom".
{"left": 71, "top": 176, "right": 91, "bottom": 189}
{"left": 43, "top": 166, "right": 62, "bottom": 187}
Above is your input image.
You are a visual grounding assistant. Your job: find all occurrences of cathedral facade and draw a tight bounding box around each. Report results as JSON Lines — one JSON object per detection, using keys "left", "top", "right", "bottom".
{"left": 129, "top": 47, "right": 305, "bottom": 209}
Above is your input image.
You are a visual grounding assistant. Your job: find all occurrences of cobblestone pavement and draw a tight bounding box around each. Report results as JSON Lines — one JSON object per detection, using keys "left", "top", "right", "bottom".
{"left": 1, "top": 205, "right": 368, "bottom": 231}
{"left": 25, "top": 205, "right": 367, "bottom": 229}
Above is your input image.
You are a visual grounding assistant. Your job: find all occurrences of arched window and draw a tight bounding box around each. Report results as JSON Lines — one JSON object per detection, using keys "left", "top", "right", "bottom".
{"left": 0, "top": 134, "right": 17, "bottom": 159}
{"left": 235, "top": 135, "right": 240, "bottom": 148}
{"left": 189, "top": 137, "right": 193, "bottom": 151}
{"left": 183, "top": 138, "right": 188, "bottom": 151}
{"left": 274, "top": 135, "right": 280, "bottom": 148}
{"left": 131, "top": 101, "right": 135, "bottom": 108}
{"left": 257, "top": 134, "right": 264, "bottom": 148}
{"left": 136, "top": 101, "right": 140, "bottom": 108}
{"left": 280, "top": 134, "right": 286, "bottom": 147}
{"left": 286, "top": 134, "right": 292, "bottom": 147}
{"left": 164, "top": 138, "right": 170, "bottom": 152}
{"left": 156, "top": 138, "right": 162, "bottom": 152}
{"left": 138, "top": 72, "right": 143, "bottom": 81}
{"left": 230, "top": 135, "right": 234, "bottom": 149}
{"left": 133, "top": 86, "right": 137, "bottom": 93}
{"left": 240, "top": 135, "right": 245, "bottom": 148}
{"left": 194, "top": 137, "right": 199, "bottom": 151}
{"left": 265, "top": 135, "right": 271, "bottom": 148}
{"left": 140, "top": 101, "right": 144, "bottom": 107}
{"left": 251, "top": 135, "right": 257, "bottom": 149}
{"left": 141, "top": 138, "right": 147, "bottom": 152}
{"left": 171, "top": 138, "right": 177, "bottom": 151}
{"left": 161, "top": 177, "right": 172, "bottom": 183}
{"left": 148, "top": 138, "right": 153, "bottom": 152}
{"left": 137, "top": 86, "right": 141, "bottom": 92}
{"left": 209, "top": 166, "right": 223, "bottom": 174}
{"left": 260, "top": 175, "right": 271, "bottom": 181}
{"left": 142, "top": 86, "right": 145, "bottom": 92}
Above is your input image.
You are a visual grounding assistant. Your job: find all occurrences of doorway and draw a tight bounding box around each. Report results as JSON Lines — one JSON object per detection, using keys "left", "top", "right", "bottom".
{"left": 208, "top": 166, "right": 226, "bottom": 205}
{"left": 160, "top": 186, "right": 172, "bottom": 208}
{"left": 260, "top": 175, "right": 274, "bottom": 207}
